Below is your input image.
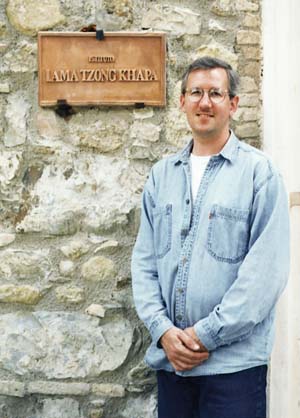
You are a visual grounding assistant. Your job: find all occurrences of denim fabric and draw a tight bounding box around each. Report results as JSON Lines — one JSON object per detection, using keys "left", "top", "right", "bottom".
{"left": 131, "top": 132, "right": 290, "bottom": 376}
{"left": 157, "top": 366, "right": 267, "bottom": 418}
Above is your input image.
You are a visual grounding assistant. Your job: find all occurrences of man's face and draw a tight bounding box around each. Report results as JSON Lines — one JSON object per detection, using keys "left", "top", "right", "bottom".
{"left": 180, "top": 67, "right": 239, "bottom": 142}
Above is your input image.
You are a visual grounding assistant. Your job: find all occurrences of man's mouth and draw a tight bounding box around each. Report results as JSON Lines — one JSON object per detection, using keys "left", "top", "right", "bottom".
{"left": 196, "top": 113, "right": 214, "bottom": 117}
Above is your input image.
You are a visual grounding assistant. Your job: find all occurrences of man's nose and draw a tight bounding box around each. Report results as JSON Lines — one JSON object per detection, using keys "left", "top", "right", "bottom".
{"left": 198, "top": 91, "right": 212, "bottom": 106}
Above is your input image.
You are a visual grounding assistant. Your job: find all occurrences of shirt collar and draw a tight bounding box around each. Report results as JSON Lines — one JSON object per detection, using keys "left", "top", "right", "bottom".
{"left": 173, "top": 131, "right": 239, "bottom": 165}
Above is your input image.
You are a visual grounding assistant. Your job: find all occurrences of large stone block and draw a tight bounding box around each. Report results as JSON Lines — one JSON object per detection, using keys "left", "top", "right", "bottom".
{"left": 35, "top": 398, "right": 82, "bottom": 418}
{"left": 211, "top": 0, "right": 237, "bottom": 16}
{"left": 15, "top": 154, "right": 140, "bottom": 234}
{"left": 55, "top": 286, "right": 85, "bottom": 304}
{"left": 0, "top": 249, "right": 50, "bottom": 281}
{"left": 6, "top": 0, "right": 65, "bottom": 36}
{"left": 235, "top": 122, "right": 260, "bottom": 138}
{"left": 91, "top": 383, "right": 125, "bottom": 397}
{"left": 121, "top": 394, "right": 157, "bottom": 418}
{"left": 0, "top": 284, "right": 42, "bottom": 304}
{"left": 1, "top": 40, "right": 37, "bottom": 73}
{"left": 235, "top": 0, "right": 259, "bottom": 12}
{"left": 28, "top": 381, "right": 90, "bottom": 396}
{"left": 0, "top": 312, "right": 133, "bottom": 378}
{"left": 4, "top": 94, "right": 30, "bottom": 147}
{"left": 142, "top": 5, "right": 201, "bottom": 34}
{"left": 0, "top": 380, "right": 25, "bottom": 397}
{"left": 237, "top": 30, "right": 261, "bottom": 45}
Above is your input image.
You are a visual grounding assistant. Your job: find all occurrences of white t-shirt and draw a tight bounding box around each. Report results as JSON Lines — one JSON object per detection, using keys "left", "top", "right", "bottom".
{"left": 190, "top": 154, "right": 211, "bottom": 202}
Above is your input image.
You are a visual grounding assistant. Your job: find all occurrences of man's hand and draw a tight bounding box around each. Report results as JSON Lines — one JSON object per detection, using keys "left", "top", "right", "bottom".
{"left": 160, "top": 327, "right": 209, "bottom": 372}
{"left": 184, "top": 326, "right": 208, "bottom": 353}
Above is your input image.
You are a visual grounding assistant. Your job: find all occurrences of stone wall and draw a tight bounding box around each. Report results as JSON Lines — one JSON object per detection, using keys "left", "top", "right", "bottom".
{"left": 0, "top": 0, "right": 262, "bottom": 417}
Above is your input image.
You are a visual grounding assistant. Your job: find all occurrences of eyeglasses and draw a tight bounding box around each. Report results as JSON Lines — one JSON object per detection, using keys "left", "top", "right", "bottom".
{"left": 184, "top": 87, "right": 230, "bottom": 104}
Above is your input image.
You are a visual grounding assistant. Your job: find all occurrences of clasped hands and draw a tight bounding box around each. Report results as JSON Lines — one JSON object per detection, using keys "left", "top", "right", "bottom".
{"left": 160, "top": 326, "right": 209, "bottom": 372}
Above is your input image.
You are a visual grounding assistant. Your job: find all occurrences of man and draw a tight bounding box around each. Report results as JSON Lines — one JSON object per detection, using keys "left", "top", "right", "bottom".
{"left": 131, "top": 56, "right": 290, "bottom": 418}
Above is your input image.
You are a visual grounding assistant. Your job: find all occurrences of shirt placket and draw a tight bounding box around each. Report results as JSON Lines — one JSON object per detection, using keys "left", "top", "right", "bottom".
{"left": 174, "top": 157, "right": 221, "bottom": 330}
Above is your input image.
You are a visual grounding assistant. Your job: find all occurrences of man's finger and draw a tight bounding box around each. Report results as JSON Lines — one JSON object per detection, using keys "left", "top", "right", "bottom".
{"left": 177, "top": 329, "right": 201, "bottom": 351}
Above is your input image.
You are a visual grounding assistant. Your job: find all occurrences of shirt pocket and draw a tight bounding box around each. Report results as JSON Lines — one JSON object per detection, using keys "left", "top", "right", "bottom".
{"left": 206, "top": 204, "right": 250, "bottom": 264}
{"left": 153, "top": 204, "right": 172, "bottom": 259}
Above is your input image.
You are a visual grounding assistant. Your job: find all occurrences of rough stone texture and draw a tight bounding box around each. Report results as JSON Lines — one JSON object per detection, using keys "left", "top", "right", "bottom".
{"left": 0, "top": 312, "right": 133, "bottom": 378}
{"left": 142, "top": 5, "right": 201, "bottom": 34}
{"left": 6, "top": 0, "right": 65, "bottom": 36}
{"left": 237, "top": 30, "right": 261, "bottom": 45}
{"left": 0, "top": 381, "right": 25, "bottom": 397}
{"left": 55, "top": 286, "right": 85, "bottom": 304}
{"left": 0, "top": 234, "right": 15, "bottom": 247}
{"left": 28, "top": 381, "right": 90, "bottom": 396}
{"left": 4, "top": 94, "right": 29, "bottom": 147}
{"left": 0, "top": 285, "right": 42, "bottom": 304}
{"left": 35, "top": 398, "right": 82, "bottom": 418}
{"left": 0, "top": 0, "right": 262, "bottom": 415}
{"left": 91, "top": 383, "right": 125, "bottom": 397}
{"left": 81, "top": 256, "right": 116, "bottom": 281}
{"left": 191, "top": 43, "right": 238, "bottom": 69}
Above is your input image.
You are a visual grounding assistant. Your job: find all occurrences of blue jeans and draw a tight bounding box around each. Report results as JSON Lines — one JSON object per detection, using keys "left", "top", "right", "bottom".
{"left": 157, "top": 365, "right": 267, "bottom": 418}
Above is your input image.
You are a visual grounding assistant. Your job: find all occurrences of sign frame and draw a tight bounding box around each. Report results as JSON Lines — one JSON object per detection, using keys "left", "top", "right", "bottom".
{"left": 38, "top": 31, "right": 166, "bottom": 107}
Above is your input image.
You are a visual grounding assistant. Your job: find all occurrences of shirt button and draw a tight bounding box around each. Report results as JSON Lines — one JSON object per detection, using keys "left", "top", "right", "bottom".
{"left": 177, "top": 288, "right": 184, "bottom": 294}
{"left": 186, "top": 199, "right": 190, "bottom": 205}
{"left": 176, "top": 314, "right": 183, "bottom": 321}
{"left": 182, "top": 257, "right": 187, "bottom": 264}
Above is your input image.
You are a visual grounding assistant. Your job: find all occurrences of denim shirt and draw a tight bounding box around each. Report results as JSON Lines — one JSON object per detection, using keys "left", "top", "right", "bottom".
{"left": 131, "top": 132, "right": 290, "bottom": 376}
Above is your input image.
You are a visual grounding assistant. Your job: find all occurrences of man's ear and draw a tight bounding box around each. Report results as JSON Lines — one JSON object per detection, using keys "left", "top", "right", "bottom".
{"left": 230, "top": 95, "right": 239, "bottom": 117}
{"left": 180, "top": 94, "right": 186, "bottom": 112}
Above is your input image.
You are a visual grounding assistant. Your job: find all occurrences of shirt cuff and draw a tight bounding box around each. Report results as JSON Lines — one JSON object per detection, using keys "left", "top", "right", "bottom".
{"left": 194, "top": 317, "right": 222, "bottom": 351}
{"left": 149, "top": 316, "right": 174, "bottom": 348}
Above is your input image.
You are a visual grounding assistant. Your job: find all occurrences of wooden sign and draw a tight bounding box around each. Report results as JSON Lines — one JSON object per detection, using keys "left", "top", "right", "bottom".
{"left": 38, "top": 32, "right": 166, "bottom": 107}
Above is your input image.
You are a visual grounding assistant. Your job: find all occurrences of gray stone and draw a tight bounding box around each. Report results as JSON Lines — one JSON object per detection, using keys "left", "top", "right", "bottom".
{"left": 91, "top": 383, "right": 125, "bottom": 397}
{"left": 0, "top": 233, "right": 15, "bottom": 247}
{"left": 0, "top": 285, "right": 42, "bottom": 304}
{"left": 0, "top": 312, "right": 133, "bottom": 378}
{"left": 35, "top": 110, "right": 60, "bottom": 139}
{"left": 81, "top": 256, "right": 116, "bottom": 281}
{"left": 165, "top": 107, "right": 191, "bottom": 149}
{"left": 55, "top": 286, "right": 85, "bottom": 304}
{"left": 0, "top": 380, "right": 25, "bottom": 397}
{"left": 121, "top": 394, "right": 157, "bottom": 418}
{"left": 142, "top": 5, "right": 201, "bottom": 34}
{"left": 28, "top": 381, "right": 90, "bottom": 395}
{"left": 130, "top": 121, "right": 161, "bottom": 143}
{"left": 0, "top": 151, "right": 22, "bottom": 191}
{"left": 208, "top": 19, "right": 226, "bottom": 32}
{"left": 127, "top": 361, "right": 156, "bottom": 391}
{"left": 35, "top": 398, "right": 82, "bottom": 418}
{"left": 1, "top": 40, "right": 37, "bottom": 73}
{"left": 133, "top": 108, "right": 154, "bottom": 120}
{"left": 59, "top": 260, "right": 75, "bottom": 277}
{"left": 4, "top": 93, "right": 30, "bottom": 147}
{"left": 14, "top": 154, "right": 138, "bottom": 234}
{"left": 6, "top": 0, "right": 65, "bottom": 36}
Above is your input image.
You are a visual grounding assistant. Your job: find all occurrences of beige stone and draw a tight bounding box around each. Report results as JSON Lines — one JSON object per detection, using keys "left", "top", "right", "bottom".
{"left": 192, "top": 44, "right": 238, "bottom": 69}
{"left": 0, "top": 42, "right": 8, "bottom": 53}
{"left": 239, "top": 46, "right": 261, "bottom": 60}
{"left": 165, "top": 107, "right": 192, "bottom": 149}
{"left": 94, "top": 240, "right": 119, "bottom": 253}
{"left": 133, "top": 108, "right": 154, "bottom": 120}
{"left": 240, "top": 76, "right": 258, "bottom": 93}
{"left": 81, "top": 256, "right": 116, "bottom": 281}
{"left": 142, "top": 5, "right": 201, "bottom": 34}
{"left": 6, "top": 0, "right": 65, "bottom": 36}
{"left": 0, "top": 151, "right": 22, "bottom": 189}
{"left": 211, "top": 0, "right": 236, "bottom": 16}
{"left": 60, "top": 240, "right": 90, "bottom": 260}
{"left": 1, "top": 40, "right": 37, "bottom": 73}
{"left": 0, "top": 83, "right": 10, "bottom": 93}
{"left": 235, "top": 122, "right": 260, "bottom": 138}
{"left": 243, "top": 13, "right": 260, "bottom": 27}
{"left": 85, "top": 303, "right": 106, "bottom": 318}
{"left": 208, "top": 19, "right": 226, "bottom": 32}
{"left": 0, "top": 285, "right": 42, "bottom": 304}
{"left": 235, "top": 0, "right": 259, "bottom": 12}
{"left": 241, "top": 61, "right": 261, "bottom": 78}
{"left": 89, "top": 409, "right": 104, "bottom": 418}
{"left": 55, "top": 286, "right": 85, "bottom": 304}
{"left": 233, "top": 107, "right": 259, "bottom": 122}
{"left": 239, "top": 93, "right": 260, "bottom": 107}
{"left": 237, "top": 30, "right": 261, "bottom": 45}
{"left": 92, "top": 383, "right": 125, "bottom": 397}
{"left": 4, "top": 93, "right": 30, "bottom": 147}
{"left": 0, "top": 233, "right": 15, "bottom": 247}
{"left": 0, "top": 249, "right": 49, "bottom": 281}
